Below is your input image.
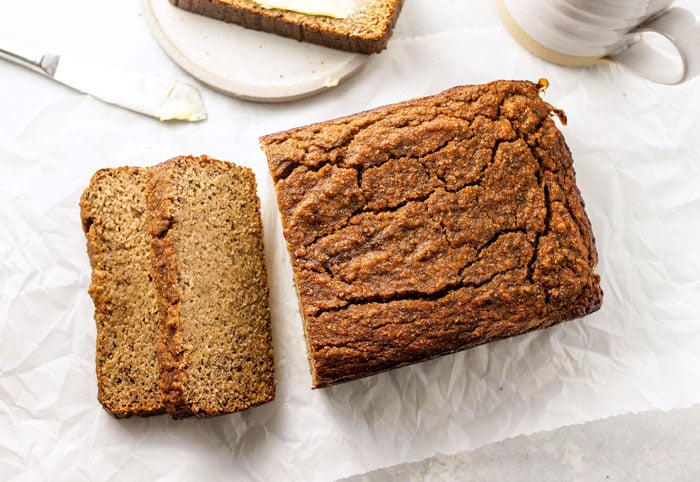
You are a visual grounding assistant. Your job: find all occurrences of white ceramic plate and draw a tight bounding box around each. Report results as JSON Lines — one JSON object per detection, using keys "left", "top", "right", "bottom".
{"left": 140, "top": 0, "right": 370, "bottom": 102}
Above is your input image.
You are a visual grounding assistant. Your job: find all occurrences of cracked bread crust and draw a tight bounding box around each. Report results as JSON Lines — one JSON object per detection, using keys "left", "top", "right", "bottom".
{"left": 147, "top": 156, "right": 275, "bottom": 418}
{"left": 168, "top": 0, "right": 404, "bottom": 54}
{"left": 261, "top": 80, "right": 603, "bottom": 388}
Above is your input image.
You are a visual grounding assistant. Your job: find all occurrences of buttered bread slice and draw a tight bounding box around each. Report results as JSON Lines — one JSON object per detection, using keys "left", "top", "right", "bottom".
{"left": 168, "top": 0, "right": 404, "bottom": 54}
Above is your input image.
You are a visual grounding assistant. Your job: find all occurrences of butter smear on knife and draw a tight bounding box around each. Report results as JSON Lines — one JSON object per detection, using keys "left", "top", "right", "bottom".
{"left": 155, "top": 82, "right": 208, "bottom": 122}
{"left": 0, "top": 37, "right": 207, "bottom": 122}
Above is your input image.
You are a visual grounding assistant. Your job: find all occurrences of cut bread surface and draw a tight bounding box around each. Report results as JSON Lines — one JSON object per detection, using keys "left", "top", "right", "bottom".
{"left": 80, "top": 167, "right": 164, "bottom": 417}
{"left": 147, "top": 156, "right": 275, "bottom": 418}
{"left": 81, "top": 157, "right": 275, "bottom": 418}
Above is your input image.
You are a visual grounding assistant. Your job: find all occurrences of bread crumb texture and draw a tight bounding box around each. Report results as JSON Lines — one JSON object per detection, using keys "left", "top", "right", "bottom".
{"left": 147, "top": 156, "right": 275, "bottom": 418}
{"left": 80, "top": 156, "right": 275, "bottom": 419}
{"left": 261, "top": 80, "right": 602, "bottom": 388}
{"left": 80, "top": 168, "right": 165, "bottom": 417}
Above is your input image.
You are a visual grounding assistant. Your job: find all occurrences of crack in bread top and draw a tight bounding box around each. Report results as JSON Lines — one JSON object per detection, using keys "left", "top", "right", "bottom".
{"left": 261, "top": 80, "right": 602, "bottom": 386}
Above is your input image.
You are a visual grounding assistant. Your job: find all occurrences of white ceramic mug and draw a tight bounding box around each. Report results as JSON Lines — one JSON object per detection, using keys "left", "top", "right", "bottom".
{"left": 496, "top": 0, "right": 700, "bottom": 84}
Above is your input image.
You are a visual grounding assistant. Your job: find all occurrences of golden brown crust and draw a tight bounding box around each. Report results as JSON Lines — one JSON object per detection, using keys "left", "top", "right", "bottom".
{"left": 169, "top": 0, "right": 404, "bottom": 54}
{"left": 145, "top": 160, "right": 188, "bottom": 418}
{"left": 261, "top": 80, "right": 603, "bottom": 388}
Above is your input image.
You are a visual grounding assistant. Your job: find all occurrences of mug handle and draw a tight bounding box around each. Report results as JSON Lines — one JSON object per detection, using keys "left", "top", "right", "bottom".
{"left": 610, "top": 7, "right": 700, "bottom": 84}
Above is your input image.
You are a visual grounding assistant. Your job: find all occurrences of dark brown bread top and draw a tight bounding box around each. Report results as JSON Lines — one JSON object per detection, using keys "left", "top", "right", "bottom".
{"left": 147, "top": 156, "right": 275, "bottom": 419}
{"left": 80, "top": 168, "right": 165, "bottom": 417}
{"left": 169, "top": 0, "right": 404, "bottom": 54}
{"left": 261, "top": 80, "right": 603, "bottom": 388}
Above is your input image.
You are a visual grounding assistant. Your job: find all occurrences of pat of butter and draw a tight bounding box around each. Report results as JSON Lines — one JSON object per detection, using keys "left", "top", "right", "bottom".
{"left": 155, "top": 83, "right": 207, "bottom": 122}
{"left": 252, "top": 0, "right": 357, "bottom": 19}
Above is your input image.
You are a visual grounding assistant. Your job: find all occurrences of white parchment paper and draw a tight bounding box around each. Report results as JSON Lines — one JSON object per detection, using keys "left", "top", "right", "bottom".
{"left": 1, "top": 1, "right": 699, "bottom": 480}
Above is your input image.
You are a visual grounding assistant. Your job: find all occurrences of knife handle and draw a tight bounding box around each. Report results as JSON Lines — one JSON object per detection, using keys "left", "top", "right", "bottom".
{"left": 0, "top": 37, "right": 59, "bottom": 77}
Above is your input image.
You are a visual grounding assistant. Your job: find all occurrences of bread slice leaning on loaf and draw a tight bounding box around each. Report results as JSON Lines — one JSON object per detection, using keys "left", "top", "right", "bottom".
{"left": 169, "top": 0, "right": 404, "bottom": 54}
{"left": 147, "top": 155, "right": 275, "bottom": 419}
{"left": 80, "top": 167, "right": 165, "bottom": 418}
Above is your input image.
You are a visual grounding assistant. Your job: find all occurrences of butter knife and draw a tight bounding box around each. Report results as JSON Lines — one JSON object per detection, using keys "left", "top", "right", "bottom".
{"left": 0, "top": 37, "right": 207, "bottom": 122}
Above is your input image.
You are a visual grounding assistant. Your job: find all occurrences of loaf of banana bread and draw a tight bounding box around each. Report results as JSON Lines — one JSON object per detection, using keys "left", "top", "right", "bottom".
{"left": 147, "top": 156, "right": 275, "bottom": 418}
{"left": 169, "top": 0, "right": 404, "bottom": 54}
{"left": 261, "top": 79, "right": 603, "bottom": 388}
{"left": 80, "top": 167, "right": 165, "bottom": 417}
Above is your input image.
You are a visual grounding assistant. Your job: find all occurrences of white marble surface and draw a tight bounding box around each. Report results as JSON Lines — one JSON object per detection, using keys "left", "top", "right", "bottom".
{"left": 1, "top": 1, "right": 699, "bottom": 481}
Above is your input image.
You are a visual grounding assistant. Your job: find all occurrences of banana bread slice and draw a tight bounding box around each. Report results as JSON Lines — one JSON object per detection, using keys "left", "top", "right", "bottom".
{"left": 147, "top": 156, "right": 275, "bottom": 419}
{"left": 261, "top": 79, "right": 603, "bottom": 388}
{"left": 80, "top": 167, "right": 164, "bottom": 417}
{"left": 168, "top": 0, "right": 404, "bottom": 54}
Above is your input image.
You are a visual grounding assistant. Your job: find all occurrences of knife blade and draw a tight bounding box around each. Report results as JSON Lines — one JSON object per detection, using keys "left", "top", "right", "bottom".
{"left": 0, "top": 37, "right": 207, "bottom": 122}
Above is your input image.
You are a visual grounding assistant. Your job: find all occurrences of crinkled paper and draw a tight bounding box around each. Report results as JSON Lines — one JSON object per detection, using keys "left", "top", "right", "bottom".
{"left": 1, "top": 1, "right": 699, "bottom": 480}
